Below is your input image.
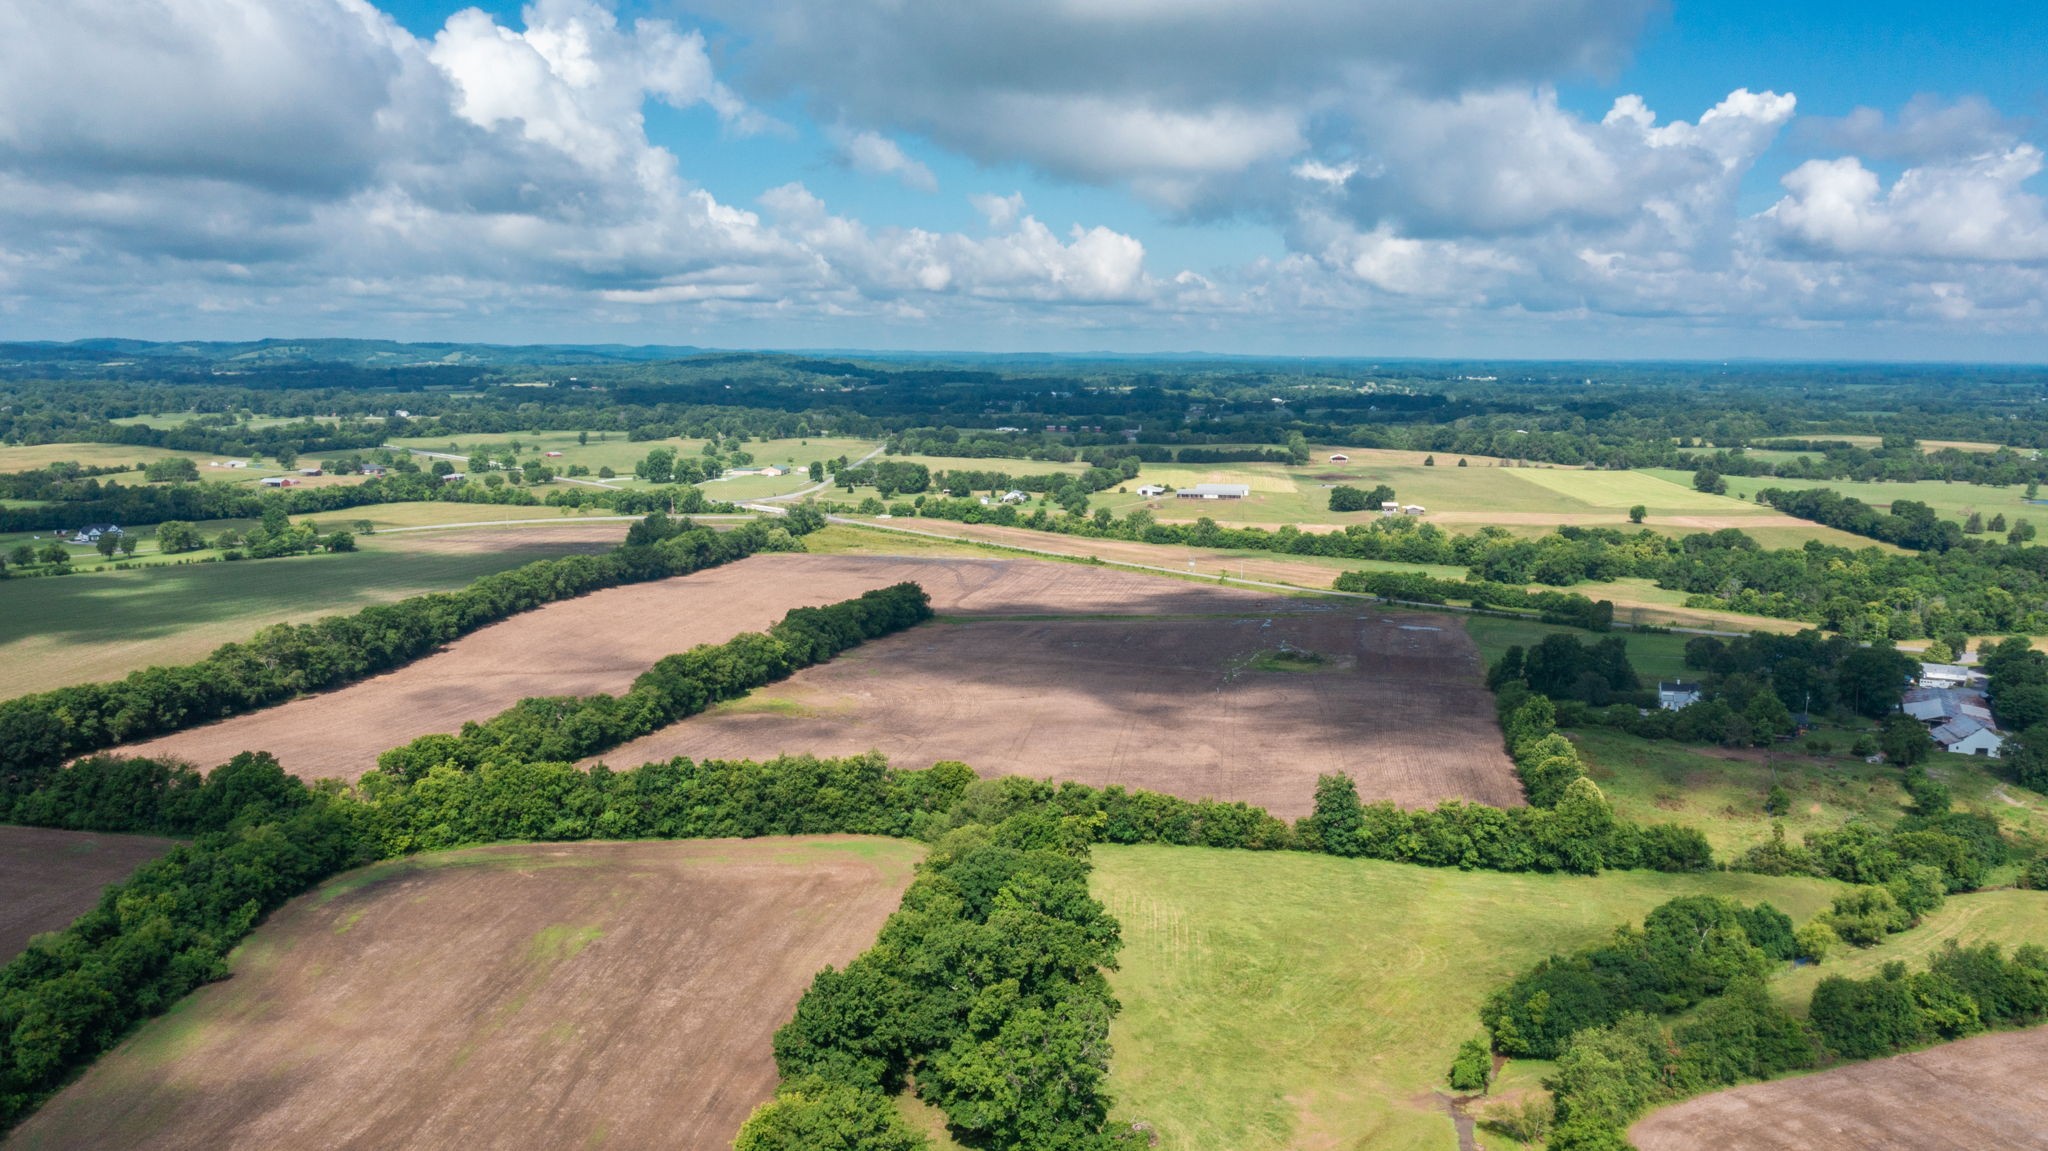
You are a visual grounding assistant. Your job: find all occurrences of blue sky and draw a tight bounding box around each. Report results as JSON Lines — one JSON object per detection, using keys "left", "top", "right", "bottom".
{"left": 3, "top": 1, "right": 2045, "bottom": 358}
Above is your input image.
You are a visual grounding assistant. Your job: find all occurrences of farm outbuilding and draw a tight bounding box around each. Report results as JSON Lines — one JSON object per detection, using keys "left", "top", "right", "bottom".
{"left": 1329, "top": 453, "right": 1350, "bottom": 462}
{"left": 1658, "top": 681, "right": 1703, "bottom": 710}
{"left": 1932, "top": 716, "right": 2004, "bottom": 757}
{"left": 1136, "top": 484, "right": 1168, "bottom": 497}
{"left": 1176, "top": 483, "right": 1250, "bottom": 500}
{"left": 1916, "top": 662, "right": 1984, "bottom": 690}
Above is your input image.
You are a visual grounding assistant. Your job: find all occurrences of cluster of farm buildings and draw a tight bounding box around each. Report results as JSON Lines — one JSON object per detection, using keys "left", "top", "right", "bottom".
{"left": 1658, "top": 660, "right": 2007, "bottom": 758}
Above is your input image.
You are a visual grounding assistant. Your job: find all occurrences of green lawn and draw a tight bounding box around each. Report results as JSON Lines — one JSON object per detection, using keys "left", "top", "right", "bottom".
{"left": 0, "top": 530, "right": 615, "bottom": 698}
{"left": 1092, "top": 846, "right": 1841, "bottom": 1151}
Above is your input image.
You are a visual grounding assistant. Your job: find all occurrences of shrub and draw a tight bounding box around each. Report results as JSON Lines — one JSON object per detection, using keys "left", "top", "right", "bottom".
{"left": 1448, "top": 1037, "right": 1493, "bottom": 1092}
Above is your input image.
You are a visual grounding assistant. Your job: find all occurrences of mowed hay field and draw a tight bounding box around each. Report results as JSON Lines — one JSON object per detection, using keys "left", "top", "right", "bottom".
{"left": 117, "top": 554, "right": 1344, "bottom": 780}
{"left": 1630, "top": 1025, "right": 2048, "bottom": 1151}
{"left": 1091, "top": 846, "right": 1841, "bottom": 1151}
{"left": 0, "top": 522, "right": 629, "bottom": 699}
{"left": 5, "top": 837, "right": 921, "bottom": 1151}
{"left": 596, "top": 608, "right": 1520, "bottom": 820}
{"left": 0, "top": 826, "right": 176, "bottom": 962}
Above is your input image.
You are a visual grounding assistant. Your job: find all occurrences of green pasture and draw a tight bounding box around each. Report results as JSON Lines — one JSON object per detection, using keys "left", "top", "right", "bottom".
{"left": 0, "top": 443, "right": 222, "bottom": 474}
{"left": 1572, "top": 726, "right": 2048, "bottom": 867}
{"left": 1093, "top": 845, "right": 1840, "bottom": 1151}
{"left": 387, "top": 431, "right": 876, "bottom": 490}
{"left": 1644, "top": 469, "right": 2031, "bottom": 530}
{"left": 891, "top": 452, "right": 1088, "bottom": 480}
{"left": 0, "top": 529, "right": 616, "bottom": 699}
{"left": 1460, "top": 616, "right": 1694, "bottom": 682}
{"left": 1768, "top": 888, "right": 2048, "bottom": 1010}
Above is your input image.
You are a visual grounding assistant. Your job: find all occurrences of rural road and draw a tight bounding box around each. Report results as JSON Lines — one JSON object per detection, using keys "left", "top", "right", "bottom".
{"left": 744, "top": 442, "right": 887, "bottom": 503}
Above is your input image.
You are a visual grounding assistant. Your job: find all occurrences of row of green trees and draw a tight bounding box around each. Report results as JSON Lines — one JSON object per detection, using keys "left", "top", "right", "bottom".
{"left": 1535, "top": 941, "right": 2048, "bottom": 1150}
{"left": 747, "top": 811, "right": 1133, "bottom": 1151}
{"left": 0, "top": 516, "right": 801, "bottom": 804}
{"left": 1333, "top": 569, "right": 1618, "bottom": 630}
{"left": 373, "top": 582, "right": 934, "bottom": 780}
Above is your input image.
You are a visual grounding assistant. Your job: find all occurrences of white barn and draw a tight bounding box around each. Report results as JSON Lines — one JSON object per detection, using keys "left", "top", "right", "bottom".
{"left": 1658, "top": 681, "right": 1703, "bottom": 711}
{"left": 1932, "top": 716, "right": 2004, "bottom": 758}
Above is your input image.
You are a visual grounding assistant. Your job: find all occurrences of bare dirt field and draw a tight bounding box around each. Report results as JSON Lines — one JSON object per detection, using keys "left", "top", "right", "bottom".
{"left": 1630, "top": 1025, "right": 2048, "bottom": 1151}
{"left": 114, "top": 554, "right": 1305, "bottom": 779}
{"left": 592, "top": 606, "right": 1522, "bottom": 820}
{"left": 0, "top": 826, "right": 176, "bottom": 962}
{"left": 841, "top": 519, "right": 1803, "bottom": 634}
{"left": 5, "top": 836, "right": 921, "bottom": 1151}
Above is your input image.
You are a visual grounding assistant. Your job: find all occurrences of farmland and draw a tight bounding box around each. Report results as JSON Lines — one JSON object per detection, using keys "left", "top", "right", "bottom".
{"left": 116, "top": 554, "right": 1317, "bottom": 780}
{"left": 0, "top": 826, "right": 175, "bottom": 961}
{"left": 1091, "top": 845, "right": 1842, "bottom": 1151}
{"left": 1629, "top": 1024, "right": 2048, "bottom": 1151}
{"left": 593, "top": 605, "right": 1520, "bottom": 819}
{"left": 1573, "top": 726, "right": 2048, "bottom": 867}
{"left": 0, "top": 522, "right": 628, "bottom": 699}
{"left": 5, "top": 836, "right": 921, "bottom": 1151}
{"left": 832, "top": 515, "right": 1807, "bottom": 633}
{"left": 1060, "top": 449, "right": 1881, "bottom": 548}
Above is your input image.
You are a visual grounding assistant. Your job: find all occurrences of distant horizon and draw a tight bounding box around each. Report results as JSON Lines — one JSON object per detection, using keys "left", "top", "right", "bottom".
{"left": 6, "top": 335, "right": 2047, "bottom": 371}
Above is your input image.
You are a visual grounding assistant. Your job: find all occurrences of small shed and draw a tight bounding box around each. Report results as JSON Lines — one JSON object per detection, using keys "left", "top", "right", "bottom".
{"left": 1329, "top": 453, "right": 1350, "bottom": 463}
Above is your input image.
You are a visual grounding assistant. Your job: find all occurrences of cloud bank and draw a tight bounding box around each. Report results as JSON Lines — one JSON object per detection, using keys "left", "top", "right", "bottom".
{"left": 0, "top": 0, "right": 2042, "bottom": 351}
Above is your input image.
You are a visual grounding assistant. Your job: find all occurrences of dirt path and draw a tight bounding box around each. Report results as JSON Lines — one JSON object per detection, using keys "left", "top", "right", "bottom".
{"left": 5, "top": 837, "right": 920, "bottom": 1151}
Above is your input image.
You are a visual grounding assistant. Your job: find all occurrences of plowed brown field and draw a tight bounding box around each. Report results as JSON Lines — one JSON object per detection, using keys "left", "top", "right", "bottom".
{"left": 1630, "top": 1024, "right": 2048, "bottom": 1151}
{"left": 592, "top": 607, "right": 1521, "bottom": 819}
{"left": 5, "top": 837, "right": 921, "bottom": 1151}
{"left": 114, "top": 555, "right": 1307, "bottom": 779}
{"left": 0, "top": 826, "right": 176, "bottom": 962}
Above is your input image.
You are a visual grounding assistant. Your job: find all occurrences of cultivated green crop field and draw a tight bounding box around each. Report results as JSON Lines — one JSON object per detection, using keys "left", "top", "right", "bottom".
{"left": 0, "top": 529, "right": 620, "bottom": 699}
{"left": 1092, "top": 845, "right": 1840, "bottom": 1151}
